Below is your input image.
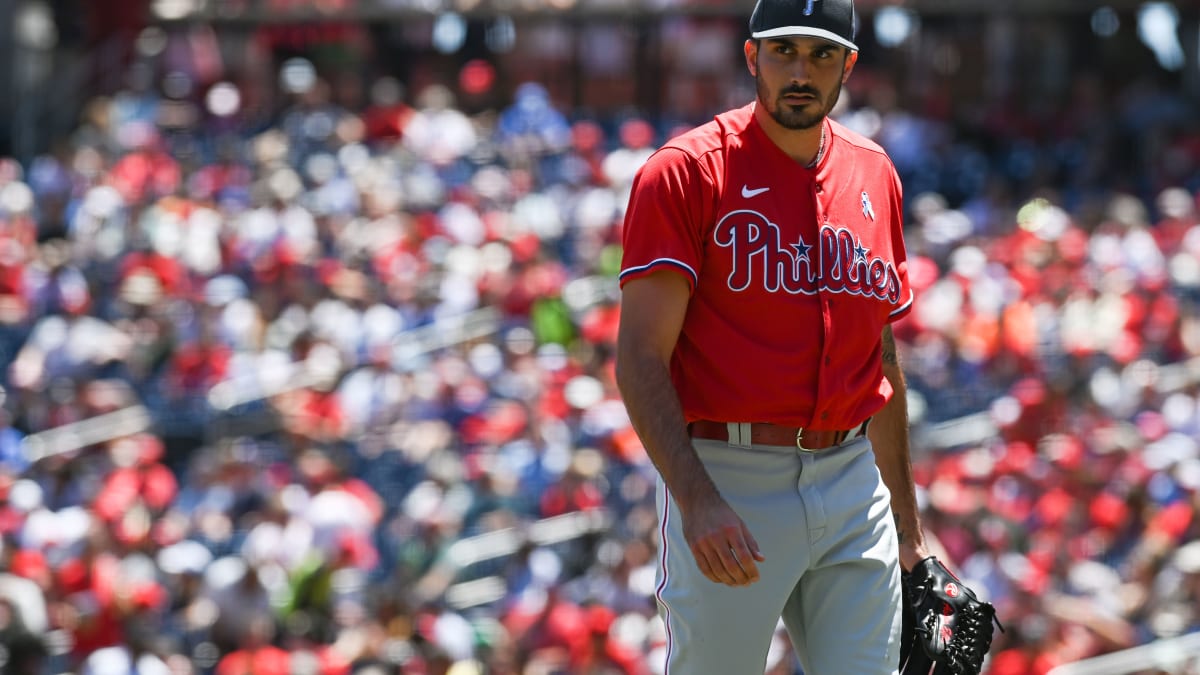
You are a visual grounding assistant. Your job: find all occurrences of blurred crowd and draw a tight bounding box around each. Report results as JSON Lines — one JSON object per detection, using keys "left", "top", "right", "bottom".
{"left": 0, "top": 37, "right": 1197, "bottom": 675}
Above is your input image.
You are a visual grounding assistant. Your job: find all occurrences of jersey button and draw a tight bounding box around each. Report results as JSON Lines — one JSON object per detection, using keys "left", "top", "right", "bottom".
{"left": 824, "top": 357, "right": 831, "bottom": 365}
{"left": 815, "top": 184, "right": 823, "bottom": 193}
{"left": 821, "top": 412, "right": 830, "bottom": 420}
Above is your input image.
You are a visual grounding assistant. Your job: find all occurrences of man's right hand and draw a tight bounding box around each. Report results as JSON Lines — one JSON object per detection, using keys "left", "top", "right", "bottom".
{"left": 679, "top": 491, "right": 766, "bottom": 586}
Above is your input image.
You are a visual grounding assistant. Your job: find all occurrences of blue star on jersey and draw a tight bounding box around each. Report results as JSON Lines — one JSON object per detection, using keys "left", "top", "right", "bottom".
{"left": 791, "top": 237, "right": 813, "bottom": 262}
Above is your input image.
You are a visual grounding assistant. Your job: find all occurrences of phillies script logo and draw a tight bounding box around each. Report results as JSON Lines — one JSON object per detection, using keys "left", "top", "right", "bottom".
{"left": 713, "top": 210, "right": 902, "bottom": 302}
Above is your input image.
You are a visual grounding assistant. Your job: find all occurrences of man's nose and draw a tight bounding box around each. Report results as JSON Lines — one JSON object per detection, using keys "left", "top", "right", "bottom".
{"left": 788, "top": 60, "right": 812, "bottom": 83}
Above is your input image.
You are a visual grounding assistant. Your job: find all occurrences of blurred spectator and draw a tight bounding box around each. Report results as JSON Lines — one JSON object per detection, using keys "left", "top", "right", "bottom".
{"left": 497, "top": 82, "right": 571, "bottom": 156}
{"left": 0, "top": 594, "right": 48, "bottom": 674}
{"left": 362, "top": 77, "right": 415, "bottom": 145}
{"left": 403, "top": 85, "right": 479, "bottom": 168}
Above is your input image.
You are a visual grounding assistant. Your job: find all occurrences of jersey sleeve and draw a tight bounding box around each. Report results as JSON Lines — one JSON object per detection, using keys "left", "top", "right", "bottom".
{"left": 619, "top": 146, "right": 716, "bottom": 293}
{"left": 884, "top": 162, "right": 914, "bottom": 322}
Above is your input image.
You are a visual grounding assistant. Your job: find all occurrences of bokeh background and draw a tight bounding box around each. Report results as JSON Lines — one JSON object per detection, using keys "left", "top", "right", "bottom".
{"left": 0, "top": 0, "right": 1198, "bottom": 673}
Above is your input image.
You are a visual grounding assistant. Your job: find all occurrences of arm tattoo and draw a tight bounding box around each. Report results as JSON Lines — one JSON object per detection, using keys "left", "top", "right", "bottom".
{"left": 881, "top": 325, "right": 899, "bottom": 366}
{"left": 894, "top": 512, "right": 907, "bottom": 545}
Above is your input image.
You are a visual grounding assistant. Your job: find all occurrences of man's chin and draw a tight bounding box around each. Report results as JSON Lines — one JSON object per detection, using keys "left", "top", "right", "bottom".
{"left": 775, "top": 113, "right": 823, "bottom": 131}
{"left": 771, "top": 101, "right": 825, "bottom": 130}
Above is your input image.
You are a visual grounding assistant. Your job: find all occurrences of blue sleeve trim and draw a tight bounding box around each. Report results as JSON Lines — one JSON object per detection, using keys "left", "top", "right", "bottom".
{"left": 619, "top": 258, "right": 699, "bottom": 290}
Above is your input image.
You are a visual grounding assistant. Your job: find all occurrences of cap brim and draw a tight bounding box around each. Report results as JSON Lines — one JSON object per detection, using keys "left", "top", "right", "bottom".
{"left": 751, "top": 27, "right": 858, "bottom": 51}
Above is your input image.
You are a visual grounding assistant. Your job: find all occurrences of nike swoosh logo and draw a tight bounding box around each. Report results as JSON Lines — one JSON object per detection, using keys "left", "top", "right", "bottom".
{"left": 741, "top": 185, "right": 770, "bottom": 198}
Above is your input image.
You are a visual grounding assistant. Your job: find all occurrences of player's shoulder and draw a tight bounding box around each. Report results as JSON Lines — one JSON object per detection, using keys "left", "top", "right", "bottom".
{"left": 827, "top": 118, "right": 892, "bottom": 162}
{"left": 826, "top": 118, "right": 901, "bottom": 187}
{"left": 656, "top": 104, "right": 755, "bottom": 161}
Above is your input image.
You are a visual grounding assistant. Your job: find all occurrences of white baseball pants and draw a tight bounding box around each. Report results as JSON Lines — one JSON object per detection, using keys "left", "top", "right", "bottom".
{"left": 654, "top": 434, "right": 902, "bottom": 674}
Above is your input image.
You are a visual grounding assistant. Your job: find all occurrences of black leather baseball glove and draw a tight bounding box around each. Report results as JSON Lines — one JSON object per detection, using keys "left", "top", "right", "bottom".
{"left": 899, "top": 556, "right": 1002, "bottom": 675}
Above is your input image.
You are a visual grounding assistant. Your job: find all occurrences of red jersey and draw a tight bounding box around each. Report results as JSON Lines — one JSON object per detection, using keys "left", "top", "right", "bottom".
{"left": 619, "top": 104, "right": 913, "bottom": 430}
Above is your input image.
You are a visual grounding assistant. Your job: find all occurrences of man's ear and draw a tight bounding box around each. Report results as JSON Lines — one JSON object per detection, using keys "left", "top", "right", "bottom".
{"left": 744, "top": 39, "right": 758, "bottom": 77}
{"left": 843, "top": 49, "right": 859, "bottom": 82}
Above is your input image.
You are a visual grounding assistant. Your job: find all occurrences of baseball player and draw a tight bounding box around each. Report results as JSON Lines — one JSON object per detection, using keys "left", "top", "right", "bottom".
{"left": 614, "top": 0, "right": 931, "bottom": 673}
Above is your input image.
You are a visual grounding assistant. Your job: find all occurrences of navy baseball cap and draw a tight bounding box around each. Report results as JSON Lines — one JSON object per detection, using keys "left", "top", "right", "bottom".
{"left": 749, "top": 0, "right": 859, "bottom": 52}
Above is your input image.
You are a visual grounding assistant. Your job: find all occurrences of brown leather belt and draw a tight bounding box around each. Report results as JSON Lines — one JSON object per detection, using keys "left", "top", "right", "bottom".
{"left": 689, "top": 419, "right": 870, "bottom": 452}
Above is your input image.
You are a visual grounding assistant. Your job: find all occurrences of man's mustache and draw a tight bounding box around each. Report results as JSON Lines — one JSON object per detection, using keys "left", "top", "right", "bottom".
{"left": 781, "top": 85, "right": 821, "bottom": 97}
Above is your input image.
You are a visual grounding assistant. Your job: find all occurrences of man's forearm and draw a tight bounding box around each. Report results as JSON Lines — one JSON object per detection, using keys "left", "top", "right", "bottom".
{"left": 872, "top": 370, "right": 925, "bottom": 548}
{"left": 870, "top": 330, "right": 928, "bottom": 570}
{"left": 616, "top": 355, "right": 719, "bottom": 512}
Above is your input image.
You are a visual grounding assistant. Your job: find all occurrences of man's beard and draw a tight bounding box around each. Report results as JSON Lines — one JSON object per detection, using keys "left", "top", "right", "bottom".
{"left": 756, "top": 74, "right": 841, "bottom": 130}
